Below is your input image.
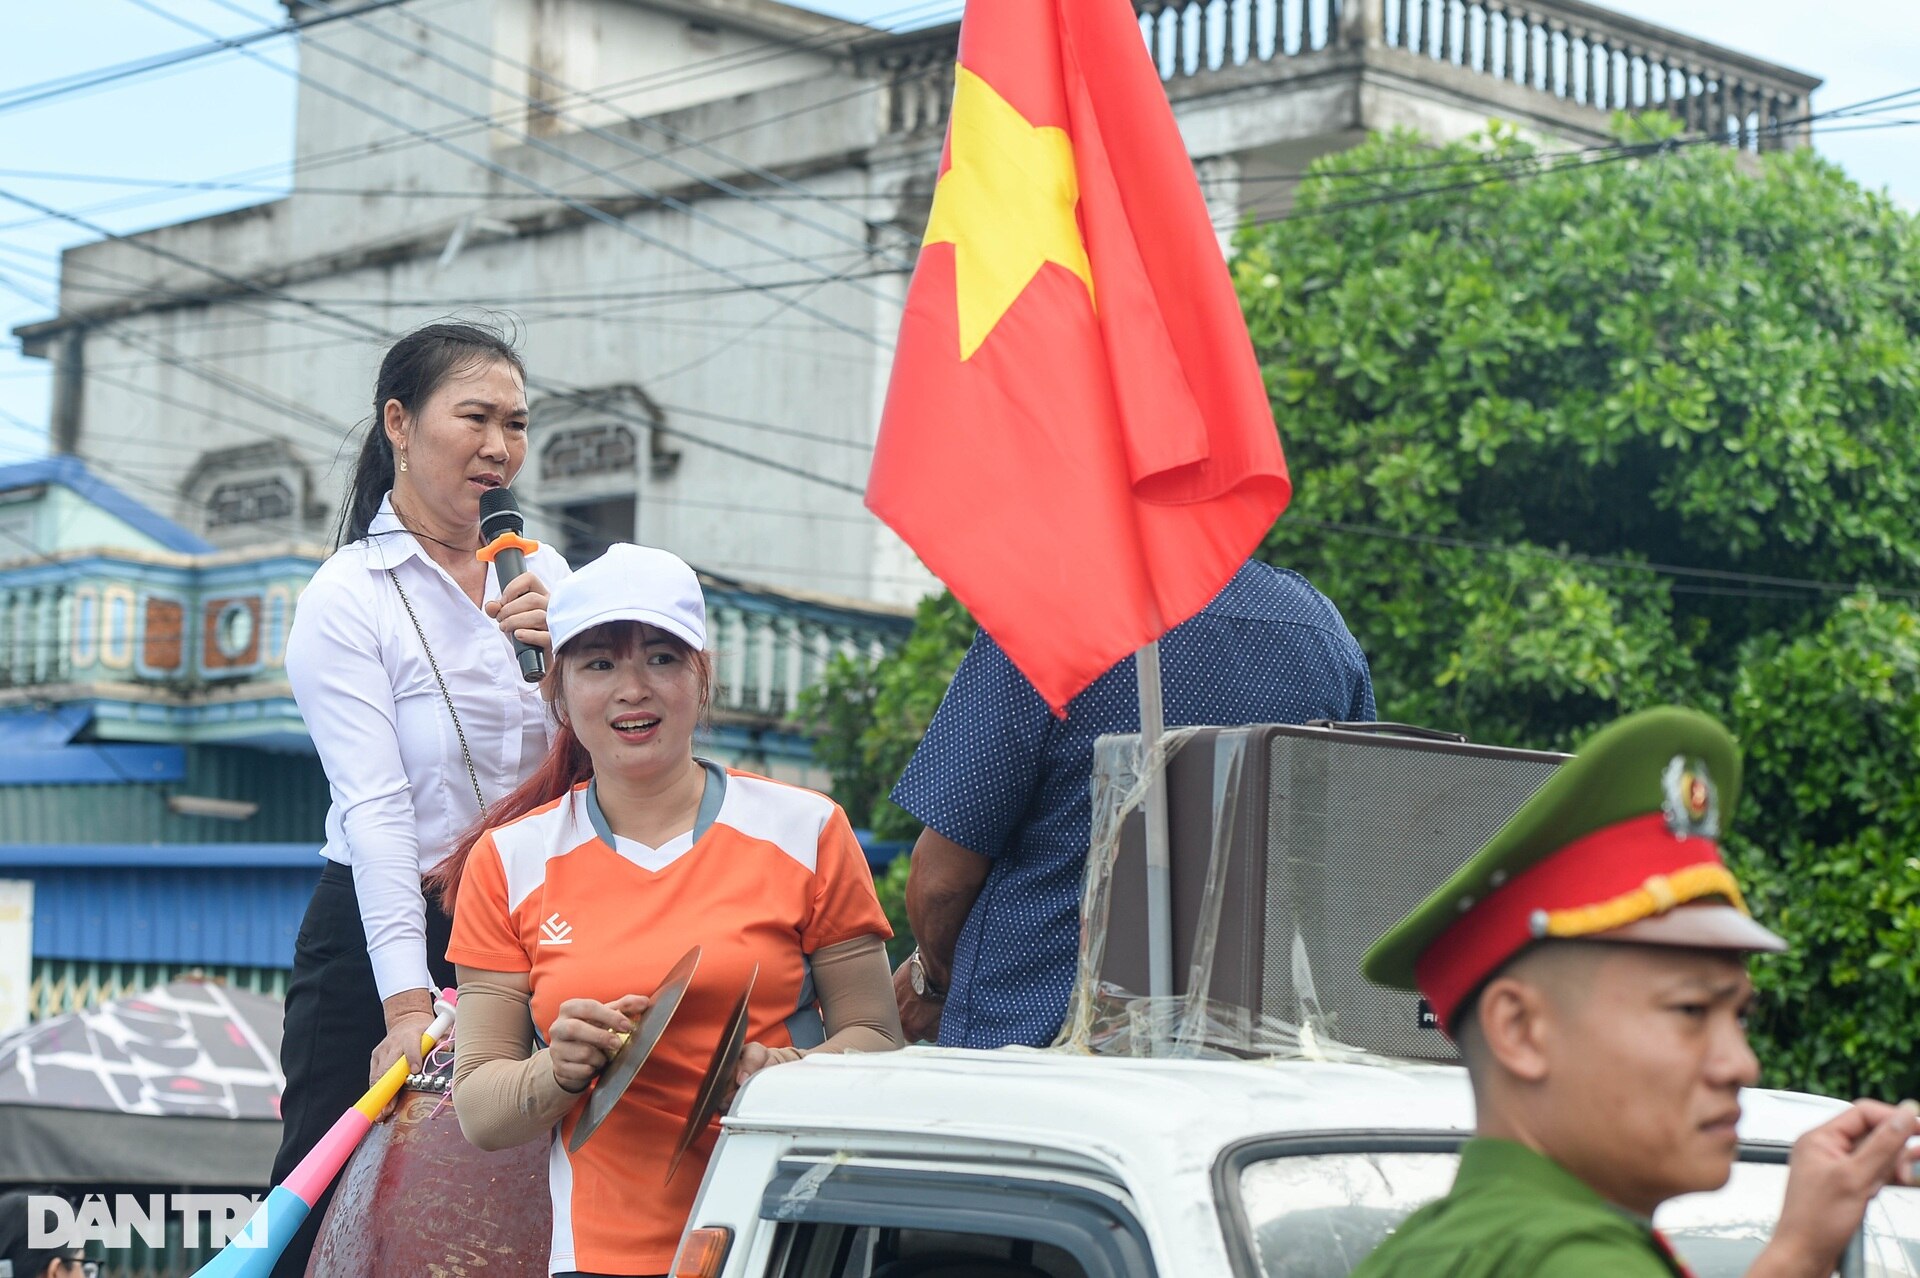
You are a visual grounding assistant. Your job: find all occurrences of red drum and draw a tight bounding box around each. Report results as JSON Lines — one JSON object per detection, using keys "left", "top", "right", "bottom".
{"left": 307, "top": 1085, "right": 550, "bottom": 1277}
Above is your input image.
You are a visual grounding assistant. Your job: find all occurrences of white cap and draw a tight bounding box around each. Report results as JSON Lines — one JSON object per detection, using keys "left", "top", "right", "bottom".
{"left": 548, "top": 543, "right": 706, "bottom": 655}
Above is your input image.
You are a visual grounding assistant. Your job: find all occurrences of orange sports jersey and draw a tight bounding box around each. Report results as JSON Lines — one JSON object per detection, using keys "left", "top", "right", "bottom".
{"left": 447, "top": 766, "right": 892, "bottom": 1276}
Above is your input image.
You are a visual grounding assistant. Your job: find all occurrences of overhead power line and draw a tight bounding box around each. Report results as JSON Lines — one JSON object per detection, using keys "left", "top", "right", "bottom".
{"left": 1215, "top": 99, "right": 1920, "bottom": 234}
{"left": 122, "top": 0, "right": 896, "bottom": 353}
{"left": 271, "top": 0, "right": 928, "bottom": 373}
{"left": 1, "top": 185, "right": 876, "bottom": 508}
{"left": 0, "top": 0, "right": 955, "bottom": 235}
{"left": 280, "top": 0, "right": 913, "bottom": 269}
{"left": 0, "top": 0, "right": 416, "bottom": 117}
{"left": 1284, "top": 516, "right": 1920, "bottom": 605}
{"left": 11, "top": 35, "right": 1914, "bottom": 547}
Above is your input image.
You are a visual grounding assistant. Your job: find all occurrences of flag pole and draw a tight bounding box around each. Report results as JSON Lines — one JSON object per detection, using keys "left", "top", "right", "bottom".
{"left": 1136, "top": 639, "right": 1173, "bottom": 1054}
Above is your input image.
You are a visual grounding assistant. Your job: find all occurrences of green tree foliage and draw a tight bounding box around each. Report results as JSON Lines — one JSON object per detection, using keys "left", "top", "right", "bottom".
{"left": 1234, "top": 119, "right": 1920, "bottom": 1094}
{"left": 1240, "top": 118, "right": 1920, "bottom": 751}
{"left": 804, "top": 118, "right": 1920, "bottom": 1096}
{"left": 1726, "top": 595, "right": 1920, "bottom": 1096}
{"left": 798, "top": 590, "right": 974, "bottom": 839}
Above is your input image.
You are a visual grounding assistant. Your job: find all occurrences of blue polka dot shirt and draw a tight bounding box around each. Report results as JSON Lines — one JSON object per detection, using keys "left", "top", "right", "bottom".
{"left": 891, "top": 561, "right": 1378, "bottom": 1049}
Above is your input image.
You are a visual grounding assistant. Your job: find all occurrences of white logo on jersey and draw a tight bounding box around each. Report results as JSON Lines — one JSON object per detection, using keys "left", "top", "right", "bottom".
{"left": 539, "top": 913, "right": 574, "bottom": 945}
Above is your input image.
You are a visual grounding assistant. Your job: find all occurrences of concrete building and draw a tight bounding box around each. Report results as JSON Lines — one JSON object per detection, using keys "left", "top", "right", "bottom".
{"left": 13, "top": 0, "right": 1817, "bottom": 605}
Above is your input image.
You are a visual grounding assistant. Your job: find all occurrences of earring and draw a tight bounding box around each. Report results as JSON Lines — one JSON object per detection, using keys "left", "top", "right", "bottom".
{"left": 398, "top": 452, "right": 409, "bottom": 473}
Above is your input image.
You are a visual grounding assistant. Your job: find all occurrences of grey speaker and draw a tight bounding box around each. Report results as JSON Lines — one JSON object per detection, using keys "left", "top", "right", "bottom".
{"left": 1099, "top": 722, "right": 1565, "bottom": 1060}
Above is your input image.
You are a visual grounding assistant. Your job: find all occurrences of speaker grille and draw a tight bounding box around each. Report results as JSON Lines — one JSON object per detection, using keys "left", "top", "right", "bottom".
{"left": 1262, "top": 737, "right": 1563, "bottom": 1058}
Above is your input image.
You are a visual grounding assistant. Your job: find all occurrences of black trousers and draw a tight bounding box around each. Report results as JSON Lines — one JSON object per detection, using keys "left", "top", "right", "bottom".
{"left": 269, "top": 861, "right": 454, "bottom": 1278}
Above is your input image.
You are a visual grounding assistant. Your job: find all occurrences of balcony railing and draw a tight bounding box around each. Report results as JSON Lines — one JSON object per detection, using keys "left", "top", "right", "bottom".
{"left": 864, "top": 0, "right": 1817, "bottom": 152}
{"left": 698, "top": 583, "right": 913, "bottom": 722}
{"left": 0, "top": 566, "right": 911, "bottom": 729}
{"left": 1368, "top": 0, "right": 1816, "bottom": 149}
{"left": 0, "top": 583, "right": 70, "bottom": 689}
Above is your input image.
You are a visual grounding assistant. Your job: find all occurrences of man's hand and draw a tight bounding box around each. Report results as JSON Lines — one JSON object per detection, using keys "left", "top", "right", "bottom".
{"left": 733, "top": 1042, "right": 803, "bottom": 1094}
{"left": 1750, "top": 1098, "right": 1919, "bottom": 1278}
{"left": 369, "top": 990, "right": 435, "bottom": 1086}
{"left": 548, "top": 994, "right": 653, "bottom": 1094}
{"left": 892, "top": 960, "right": 943, "bottom": 1044}
{"left": 895, "top": 828, "right": 990, "bottom": 1046}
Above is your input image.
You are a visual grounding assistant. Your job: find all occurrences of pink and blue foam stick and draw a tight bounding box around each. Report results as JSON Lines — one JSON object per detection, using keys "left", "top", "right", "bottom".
{"left": 189, "top": 994, "right": 458, "bottom": 1277}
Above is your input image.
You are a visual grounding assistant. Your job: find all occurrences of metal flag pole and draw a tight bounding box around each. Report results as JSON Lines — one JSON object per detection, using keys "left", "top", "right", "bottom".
{"left": 1136, "top": 639, "right": 1174, "bottom": 1055}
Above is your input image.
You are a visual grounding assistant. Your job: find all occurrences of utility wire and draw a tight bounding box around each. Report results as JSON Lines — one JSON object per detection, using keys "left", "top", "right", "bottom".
{"left": 284, "top": 0, "right": 915, "bottom": 270}
{"left": 1213, "top": 109, "right": 1920, "bottom": 233}
{"left": 4, "top": 106, "right": 1915, "bottom": 212}
{"left": 13, "top": 242, "right": 874, "bottom": 516}
{"left": 8, "top": 85, "right": 1916, "bottom": 206}
{"left": 46, "top": 291, "right": 1920, "bottom": 610}
{"left": 2, "top": 192, "right": 874, "bottom": 508}
{"left": 0, "top": 0, "right": 955, "bottom": 235}
{"left": 275, "top": 0, "right": 926, "bottom": 369}
{"left": 0, "top": 0, "right": 415, "bottom": 116}
{"left": 121, "top": 0, "right": 895, "bottom": 352}
{"left": 195, "top": 0, "right": 912, "bottom": 312}
{"left": 12, "top": 46, "right": 1914, "bottom": 545}
{"left": 1284, "top": 516, "right": 1920, "bottom": 604}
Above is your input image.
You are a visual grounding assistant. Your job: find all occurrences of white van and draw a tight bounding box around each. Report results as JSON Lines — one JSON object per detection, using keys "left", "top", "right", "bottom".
{"left": 672, "top": 1047, "right": 1920, "bottom": 1278}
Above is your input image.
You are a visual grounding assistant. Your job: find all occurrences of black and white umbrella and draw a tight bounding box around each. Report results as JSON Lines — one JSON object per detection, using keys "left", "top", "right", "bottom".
{"left": 0, "top": 980, "right": 283, "bottom": 1185}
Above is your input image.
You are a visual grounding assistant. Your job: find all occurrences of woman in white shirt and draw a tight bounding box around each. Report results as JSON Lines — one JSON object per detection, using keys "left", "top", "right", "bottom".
{"left": 270, "top": 322, "right": 570, "bottom": 1278}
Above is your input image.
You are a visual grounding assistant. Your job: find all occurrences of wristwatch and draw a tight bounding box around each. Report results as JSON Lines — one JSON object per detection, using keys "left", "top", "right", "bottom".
{"left": 907, "top": 949, "right": 946, "bottom": 1002}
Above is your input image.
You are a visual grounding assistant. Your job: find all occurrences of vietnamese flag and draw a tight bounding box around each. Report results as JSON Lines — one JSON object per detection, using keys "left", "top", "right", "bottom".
{"left": 866, "top": 0, "right": 1292, "bottom": 714}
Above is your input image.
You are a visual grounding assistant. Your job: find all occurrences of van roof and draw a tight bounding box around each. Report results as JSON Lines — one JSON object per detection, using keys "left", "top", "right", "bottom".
{"left": 727, "top": 1046, "right": 1847, "bottom": 1165}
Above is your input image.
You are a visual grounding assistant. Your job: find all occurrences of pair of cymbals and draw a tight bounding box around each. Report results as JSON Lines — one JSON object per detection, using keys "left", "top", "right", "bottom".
{"left": 566, "top": 944, "right": 758, "bottom": 1185}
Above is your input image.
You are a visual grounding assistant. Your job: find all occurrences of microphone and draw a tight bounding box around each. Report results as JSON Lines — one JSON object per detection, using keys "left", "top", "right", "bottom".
{"left": 476, "top": 487, "right": 547, "bottom": 683}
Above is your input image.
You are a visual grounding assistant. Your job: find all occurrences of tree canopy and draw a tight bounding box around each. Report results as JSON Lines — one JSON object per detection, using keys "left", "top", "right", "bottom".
{"left": 803, "top": 117, "right": 1920, "bottom": 1096}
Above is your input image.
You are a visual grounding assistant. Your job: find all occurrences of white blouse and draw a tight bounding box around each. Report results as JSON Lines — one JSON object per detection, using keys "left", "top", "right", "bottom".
{"left": 286, "top": 495, "right": 571, "bottom": 1003}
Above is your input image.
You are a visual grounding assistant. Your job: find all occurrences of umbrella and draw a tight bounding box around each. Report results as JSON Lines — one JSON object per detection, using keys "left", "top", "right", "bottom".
{"left": 0, "top": 979, "right": 283, "bottom": 1185}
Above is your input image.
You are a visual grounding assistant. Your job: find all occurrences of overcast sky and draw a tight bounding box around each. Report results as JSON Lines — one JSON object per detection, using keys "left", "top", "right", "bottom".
{"left": 1, "top": 0, "right": 1912, "bottom": 461}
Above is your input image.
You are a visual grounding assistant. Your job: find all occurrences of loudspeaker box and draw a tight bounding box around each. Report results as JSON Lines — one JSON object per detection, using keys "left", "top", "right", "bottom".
{"left": 1100, "top": 721, "right": 1565, "bottom": 1060}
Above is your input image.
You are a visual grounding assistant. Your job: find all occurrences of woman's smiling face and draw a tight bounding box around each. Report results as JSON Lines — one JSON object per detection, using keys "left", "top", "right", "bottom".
{"left": 558, "top": 621, "right": 705, "bottom": 784}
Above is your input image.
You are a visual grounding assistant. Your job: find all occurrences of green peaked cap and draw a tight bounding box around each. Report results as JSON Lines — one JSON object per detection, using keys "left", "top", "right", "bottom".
{"left": 1362, "top": 706, "right": 1743, "bottom": 993}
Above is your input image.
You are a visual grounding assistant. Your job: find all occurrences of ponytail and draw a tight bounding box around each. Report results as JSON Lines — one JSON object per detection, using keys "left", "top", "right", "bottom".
{"left": 428, "top": 720, "right": 592, "bottom": 910}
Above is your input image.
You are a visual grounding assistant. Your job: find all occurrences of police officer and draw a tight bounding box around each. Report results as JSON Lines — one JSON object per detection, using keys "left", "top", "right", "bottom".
{"left": 1352, "top": 707, "right": 1917, "bottom": 1277}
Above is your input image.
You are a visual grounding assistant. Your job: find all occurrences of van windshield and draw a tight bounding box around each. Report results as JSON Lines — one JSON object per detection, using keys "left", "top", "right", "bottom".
{"left": 1231, "top": 1150, "right": 1920, "bottom": 1276}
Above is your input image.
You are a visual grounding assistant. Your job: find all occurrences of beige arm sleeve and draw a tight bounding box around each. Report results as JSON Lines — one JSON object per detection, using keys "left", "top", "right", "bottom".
{"left": 450, "top": 968, "right": 580, "bottom": 1152}
{"left": 756, "top": 934, "right": 905, "bottom": 1068}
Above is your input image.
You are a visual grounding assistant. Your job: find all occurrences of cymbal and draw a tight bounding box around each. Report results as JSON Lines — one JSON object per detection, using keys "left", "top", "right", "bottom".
{"left": 568, "top": 944, "right": 702, "bottom": 1153}
{"left": 666, "top": 963, "right": 757, "bottom": 1185}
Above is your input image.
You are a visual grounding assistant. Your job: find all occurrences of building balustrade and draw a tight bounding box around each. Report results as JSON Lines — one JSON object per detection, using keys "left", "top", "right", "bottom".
{"left": 863, "top": 0, "right": 1817, "bottom": 152}
{"left": 706, "top": 595, "right": 900, "bottom": 723}
{"left": 0, "top": 559, "right": 908, "bottom": 729}
{"left": 0, "top": 584, "right": 70, "bottom": 690}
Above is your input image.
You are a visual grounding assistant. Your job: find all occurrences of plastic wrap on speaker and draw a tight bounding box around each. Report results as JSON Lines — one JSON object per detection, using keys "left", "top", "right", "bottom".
{"left": 1060, "top": 721, "right": 1564, "bottom": 1063}
{"left": 1057, "top": 728, "right": 1396, "bottom": 1065}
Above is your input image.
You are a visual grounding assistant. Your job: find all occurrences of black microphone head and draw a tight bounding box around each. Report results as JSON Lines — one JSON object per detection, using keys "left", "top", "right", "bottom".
{"left": 478, "top": 485, "right": 523, "bottom": 539}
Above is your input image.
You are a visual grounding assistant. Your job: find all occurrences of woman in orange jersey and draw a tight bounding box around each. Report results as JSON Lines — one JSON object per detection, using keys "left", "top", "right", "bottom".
{"left": 434, "top": 543, "right": 902, "bottom": 1278}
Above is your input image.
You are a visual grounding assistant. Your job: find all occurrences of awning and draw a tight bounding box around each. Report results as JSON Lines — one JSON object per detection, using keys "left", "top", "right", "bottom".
{"left": 0, "top": 706, "right": 185, "bottom": 784}
{"left": 0, "top": 844, "right": 320, "bottom": 966}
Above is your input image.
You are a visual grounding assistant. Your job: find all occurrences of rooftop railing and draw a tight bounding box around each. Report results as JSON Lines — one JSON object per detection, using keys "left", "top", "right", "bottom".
{"left": 707, "top": 596, "right": 903, "bottom": 720}
{"left": 866, "top": 0, "right": 1818, "bottom": 151}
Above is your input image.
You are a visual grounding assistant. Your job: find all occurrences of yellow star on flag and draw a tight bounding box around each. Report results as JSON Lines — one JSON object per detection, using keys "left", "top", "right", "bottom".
{"left": 922, "top": 65, "right": 1096, "bottom": 361}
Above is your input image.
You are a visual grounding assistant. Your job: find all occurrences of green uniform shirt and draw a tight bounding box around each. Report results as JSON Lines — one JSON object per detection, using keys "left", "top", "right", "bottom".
{"left": 1348, "top": 1139, "right": 1689, "bottom": 1278}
